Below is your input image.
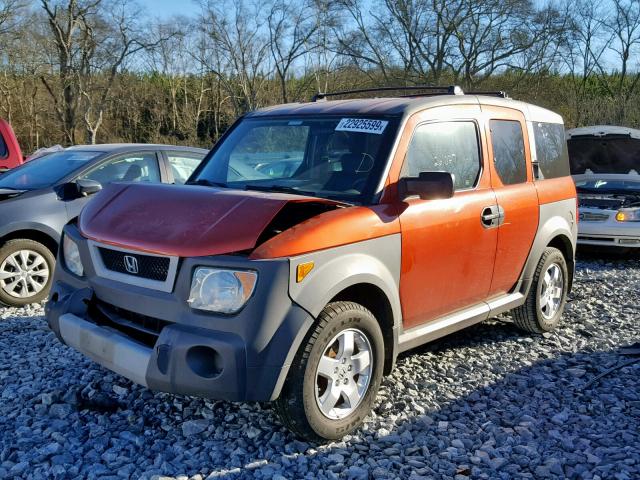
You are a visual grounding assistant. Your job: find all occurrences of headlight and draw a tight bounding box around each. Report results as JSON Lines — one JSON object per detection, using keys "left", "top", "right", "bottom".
{"left": 63, "top": 235, "right": 84, "bottom": 277}
{"left": 616, "top": 208, "right": 640, "bottom": 222}
{"left": 187, "top": 268, "right": 257, "bottom": 314}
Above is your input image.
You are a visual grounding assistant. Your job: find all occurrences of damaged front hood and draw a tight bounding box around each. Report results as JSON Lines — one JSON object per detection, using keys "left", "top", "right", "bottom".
{"left": 79, "top": 183, "right": 344, "bottom": 257}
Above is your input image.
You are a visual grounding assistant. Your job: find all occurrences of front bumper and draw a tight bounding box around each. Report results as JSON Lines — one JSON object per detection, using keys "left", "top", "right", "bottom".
{"left": 578, "top": 209, "right": 640, "bottom": 248}
{"left": 46, "top": 225, "right": 314, "bottom": 402}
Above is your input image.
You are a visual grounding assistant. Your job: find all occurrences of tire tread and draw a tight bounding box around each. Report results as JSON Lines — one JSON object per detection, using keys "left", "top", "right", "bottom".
{"left": 512, "top": 247, "right": 565, "bottom": 333}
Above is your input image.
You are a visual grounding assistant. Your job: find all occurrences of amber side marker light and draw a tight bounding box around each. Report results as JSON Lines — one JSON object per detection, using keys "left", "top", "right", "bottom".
{"left": 616, "top": 211, "right": 627, "bottom": 222}
{"left": 296, "top": 261, "right": 314, "bottom": 283}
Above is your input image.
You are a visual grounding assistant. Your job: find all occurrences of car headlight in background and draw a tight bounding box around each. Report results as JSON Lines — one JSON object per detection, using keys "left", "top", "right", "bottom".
{"left": 187, "top": 268, "right": 257, "bottom": 314}
{"left": 615, "top": 208, "right": 640, "bottom": 222}
{"left": 63, "top": 235, "right": 84, "bottom": 277}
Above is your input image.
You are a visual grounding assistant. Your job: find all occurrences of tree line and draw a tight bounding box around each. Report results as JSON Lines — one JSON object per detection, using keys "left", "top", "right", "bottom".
{"left": 1, "top": 0, "right": 639, "bottom": 153}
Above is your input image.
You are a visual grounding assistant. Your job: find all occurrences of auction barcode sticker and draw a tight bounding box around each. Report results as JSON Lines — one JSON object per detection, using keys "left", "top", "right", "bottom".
{"left": 336, "top": 118, "right": 388, "bottom": 134}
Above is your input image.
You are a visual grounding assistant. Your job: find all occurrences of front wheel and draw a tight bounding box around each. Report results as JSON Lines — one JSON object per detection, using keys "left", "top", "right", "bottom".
{"left": 274, "top": 301, "right": 384, "bottom": 441}
{"left": 512, "top": 246, "right": 569, "bottom": 333}
{"left": 0, "top": 239, "right": 55, "bottom": 307}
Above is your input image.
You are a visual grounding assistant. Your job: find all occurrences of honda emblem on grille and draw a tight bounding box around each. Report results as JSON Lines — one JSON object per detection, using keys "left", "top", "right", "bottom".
{"left": 124, "top": 255, "right": 139, "bottom": 274}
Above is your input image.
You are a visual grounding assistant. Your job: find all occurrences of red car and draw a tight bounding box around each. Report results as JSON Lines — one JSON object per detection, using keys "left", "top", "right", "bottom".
{"left": 0, "top": 119, "right": 23, "bottom": 172}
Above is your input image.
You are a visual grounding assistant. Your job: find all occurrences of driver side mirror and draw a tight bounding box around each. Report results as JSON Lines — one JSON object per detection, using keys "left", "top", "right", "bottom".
{"left": 398, "top": 171, "right": 454, "bottom": 201}
{"left": 76, "top": 178, "right": 102, "bottom": 196}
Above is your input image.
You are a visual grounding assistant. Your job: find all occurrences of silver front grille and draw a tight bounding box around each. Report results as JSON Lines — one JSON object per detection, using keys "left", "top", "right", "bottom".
{"left": 87, "top": 240, "right": 179, "bottom": 293}
{"left": 579, "top": 211, "right": 610, "bottom": 222}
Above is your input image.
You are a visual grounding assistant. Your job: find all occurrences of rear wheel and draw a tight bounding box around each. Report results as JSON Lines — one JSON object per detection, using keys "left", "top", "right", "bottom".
{"left": 0, "top": 239, "right": 55, "bottom": 307}
{"left": 274, "top": 301, "right": 384, "bottom": 441}
{"left": 512, "top": 247, "right": 569, "bottom": 333}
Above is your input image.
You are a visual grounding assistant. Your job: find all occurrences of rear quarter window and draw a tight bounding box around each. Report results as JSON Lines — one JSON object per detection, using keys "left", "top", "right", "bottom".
{"left": 533, "top": 122, "right": 570, "bottom": 179}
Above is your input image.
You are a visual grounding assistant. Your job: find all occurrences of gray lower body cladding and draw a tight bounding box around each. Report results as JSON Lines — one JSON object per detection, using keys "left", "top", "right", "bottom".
{"left": 46, "top": 224, "right": 314, "bottom": 402}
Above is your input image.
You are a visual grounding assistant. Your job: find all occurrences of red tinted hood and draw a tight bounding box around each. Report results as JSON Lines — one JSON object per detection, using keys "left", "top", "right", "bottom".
{"left": 79, "top": 183, "right": 342, "bottom": 257}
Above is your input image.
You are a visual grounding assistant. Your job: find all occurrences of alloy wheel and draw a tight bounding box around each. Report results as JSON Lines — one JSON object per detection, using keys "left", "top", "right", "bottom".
{"left": 314, "top": 328, "right": 373, "bottom": 420}
{"left": 539, "top": 262, "right": 564, "bottom": 320}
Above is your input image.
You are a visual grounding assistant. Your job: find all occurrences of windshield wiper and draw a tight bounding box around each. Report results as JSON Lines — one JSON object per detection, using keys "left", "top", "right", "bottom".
{"left": 243, "top": 184, "right": 317, "bottom": 197}
{"left": 186, "top": 179, "right": 228, "bottom": 188}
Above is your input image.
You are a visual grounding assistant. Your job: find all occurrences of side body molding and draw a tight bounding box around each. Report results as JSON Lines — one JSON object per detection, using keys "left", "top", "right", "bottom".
{"left": 288, "top": 234, "right": 402, "bottom": 322}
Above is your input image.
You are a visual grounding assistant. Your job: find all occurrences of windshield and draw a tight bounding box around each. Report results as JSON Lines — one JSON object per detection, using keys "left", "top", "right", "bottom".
{"left": 192, "top": 116, "right": 400, "bottom": 203}
{"left": 0, "top": 150, "right": 102, "bottom": 190}
{"left": 568, "top": 136, "right": 640, "bottom": 174}
{"left": 575, "top": 179, "right": 640, "bottom": 193}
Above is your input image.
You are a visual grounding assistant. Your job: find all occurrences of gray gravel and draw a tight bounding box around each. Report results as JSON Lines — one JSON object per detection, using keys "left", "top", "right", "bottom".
{"left": 1, "top": 255, "right": 639, "bottom": 479}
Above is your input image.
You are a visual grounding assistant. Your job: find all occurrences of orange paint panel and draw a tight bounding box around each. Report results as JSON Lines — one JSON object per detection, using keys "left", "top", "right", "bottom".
{"left": 479, "top": 105, "right": 541, "bottom": 296}
{"left": 490, "top": 183, "right": 539, "bottom": 295}
{"left": 397, "top": 189, "right": 498, "bottom": 327}
{"left": 250, "top": 204, "right": 401, "bottom": 259}
{"left": 535, "top": 176, "right": 577, "bottom": 204}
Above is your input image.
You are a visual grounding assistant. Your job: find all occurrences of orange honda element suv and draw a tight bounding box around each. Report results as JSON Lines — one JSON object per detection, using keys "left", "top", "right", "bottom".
{"left": 46, "top": 86, "right": 577, "bottom": 441}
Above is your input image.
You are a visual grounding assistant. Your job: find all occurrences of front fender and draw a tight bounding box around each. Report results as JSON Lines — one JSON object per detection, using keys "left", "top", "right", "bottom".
{"left": 0, "top": 220, "right": 61, "bottom": 245}
{"left": 287, "top": 234, "right": 402, "bottom": 327}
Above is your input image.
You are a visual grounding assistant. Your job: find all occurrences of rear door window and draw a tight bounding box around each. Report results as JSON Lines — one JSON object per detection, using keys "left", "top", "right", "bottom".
{"left": 401, "top": 121, "right": 481, "bottom": 191}
{"left": 166, "top": 153, "right": 203, "bottom": 184}
{"left": 490, "top": 120, "right": 527, "bottom": 185}
{"left": 80, "top": 153, "right": 161, "bottom": 184}
{"left": 533, "top": 122, "right": 570, "bottom": 179}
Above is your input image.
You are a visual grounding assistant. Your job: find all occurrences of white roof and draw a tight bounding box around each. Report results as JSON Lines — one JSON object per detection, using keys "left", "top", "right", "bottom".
{"left": 566, "top": 125, "right": 640, "bottom": 140}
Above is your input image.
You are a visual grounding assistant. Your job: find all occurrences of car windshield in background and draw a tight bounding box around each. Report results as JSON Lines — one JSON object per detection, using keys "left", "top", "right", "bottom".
{"left": 192, "top": 117, "right": 400, "bottom": 203}
{"left": 575, "top": 179, "right": 640, "bottom": 193}
{"left": 0, "top": 150, "right": 102, "bottom": 190}
{"left": 568, "top": 136, "right": 640, "bottom": 174}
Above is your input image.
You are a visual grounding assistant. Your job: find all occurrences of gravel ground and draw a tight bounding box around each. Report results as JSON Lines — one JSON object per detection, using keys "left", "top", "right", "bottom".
{"left": 1, "top": 254, "right": 639, "bottom": 480}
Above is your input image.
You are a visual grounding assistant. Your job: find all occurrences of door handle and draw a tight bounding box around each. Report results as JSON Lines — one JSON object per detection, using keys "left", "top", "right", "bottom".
{"left": 481, "top": 206, "right": 500, "bottom": 228}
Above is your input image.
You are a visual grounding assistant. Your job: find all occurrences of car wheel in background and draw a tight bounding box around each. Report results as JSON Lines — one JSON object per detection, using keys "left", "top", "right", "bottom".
{"left": 0, "top": 239, "right": 55, "bottom": 307}
{"left": 512, "top": 246, "right": 569, "bottom": 333}
{"left": 274, "top": 301, "right": 384, "bottom": 441}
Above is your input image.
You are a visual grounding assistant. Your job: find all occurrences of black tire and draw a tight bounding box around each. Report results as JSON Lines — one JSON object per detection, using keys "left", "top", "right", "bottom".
{"left": 512, "top": 247, "right": 569, "bottom": 333}
{"left": 274, "top": 301, "right": 384, "bottom": 442}
{"left": 0, "top": 239, "right": 55, "bottom": 307}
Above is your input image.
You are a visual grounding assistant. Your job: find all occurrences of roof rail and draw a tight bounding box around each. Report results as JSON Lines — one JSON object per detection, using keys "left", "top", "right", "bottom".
{"left": 467, "top": 91, "right": 509, "bottom": 98}
{"left": 311, "top": 85, "right": 465, "bottom": 102}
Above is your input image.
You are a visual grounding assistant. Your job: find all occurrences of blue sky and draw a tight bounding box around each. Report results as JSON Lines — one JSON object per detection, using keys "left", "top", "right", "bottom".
{"left": 139, "top": 0, "right": 200, "bottom": 19}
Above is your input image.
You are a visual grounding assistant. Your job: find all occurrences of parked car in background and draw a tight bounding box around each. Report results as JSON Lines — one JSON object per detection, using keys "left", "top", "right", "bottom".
{"left": 0, "top": 119, "right": 24, "bottom": 172}
{"left": 46, "top": 86, "right": 577, "bottom": 441}
{"left": 0, "top": 144, "right": 207, "bottom": 307}
{"left": 567, "top": 126, "right": 640, "bottom": 249}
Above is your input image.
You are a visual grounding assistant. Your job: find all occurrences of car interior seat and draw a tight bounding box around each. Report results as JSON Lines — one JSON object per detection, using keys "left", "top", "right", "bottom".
{"left": 323, "top": 152, "right": 373, "bottom": 193}
{"left": 123, "top": 163, "right": 143, "bottom": 182}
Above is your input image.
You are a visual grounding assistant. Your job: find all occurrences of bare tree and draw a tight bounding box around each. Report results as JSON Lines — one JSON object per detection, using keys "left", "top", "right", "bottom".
{"left": 601, "top": 0, "right": 640, "bottom": 120}
{"left": 0, "top": 0, "right": 26, "bottom": 36}
{"left": 198, "top": 0, "right": 272, "bottom": 116}
{"left": 39, "top": 0, "right": 168, "bottom": 144}
{"left": 563, "top": 0, "right": 613, "bottom": 124}
{"left": 267, "top": 0, "right": 319, "bottom": 103}
{"left": 452, "top": 0, "right": 568, "bottom": 88}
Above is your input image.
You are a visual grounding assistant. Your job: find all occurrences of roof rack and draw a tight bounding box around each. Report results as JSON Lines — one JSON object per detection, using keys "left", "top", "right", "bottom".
{"left": 467, "top": 91, "right": 509, "bottom": 98}
{"left": 311, "top": 85, "right": 465, "bottom": 102}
